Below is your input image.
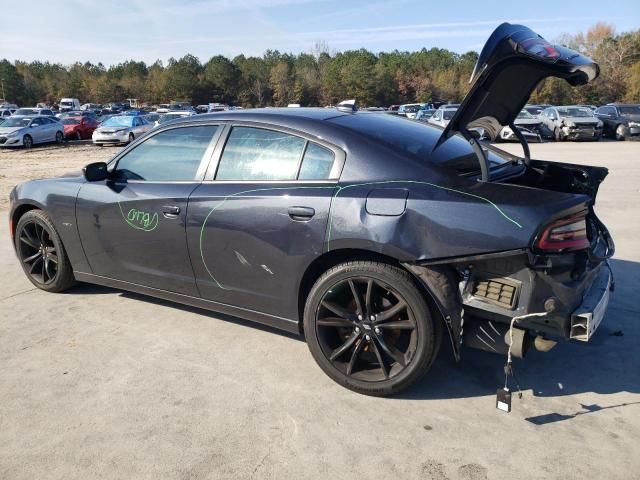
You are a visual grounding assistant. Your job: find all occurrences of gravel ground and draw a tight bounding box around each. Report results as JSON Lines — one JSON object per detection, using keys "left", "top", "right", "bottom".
{"left": 0, "top": 140, "right": 639, "bottom": 480}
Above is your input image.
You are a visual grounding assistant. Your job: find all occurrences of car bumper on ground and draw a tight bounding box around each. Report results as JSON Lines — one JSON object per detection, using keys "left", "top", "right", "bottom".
{"left": 569, "top": 266, "right": 612, "bottom": 341}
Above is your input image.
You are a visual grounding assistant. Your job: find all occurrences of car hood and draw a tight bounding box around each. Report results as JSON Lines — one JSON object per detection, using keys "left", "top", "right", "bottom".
{"left": 0, "top": 126, "right": 25, "bottom": 135}
{"left": 96, "top": 126, "right": 131, "bottom": 133}
{"left": 561, "top": 116, "right": 599, "bottom": 124}
{"left": 513, "top": 118, "right": 541, "bottom": 126}
{"left": 436, "top": 23, "right": 599, "bottom": 146}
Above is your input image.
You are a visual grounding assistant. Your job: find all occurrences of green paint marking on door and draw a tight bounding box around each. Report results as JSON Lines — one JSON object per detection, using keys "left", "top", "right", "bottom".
{"left": 198, "top": 181, "right": 523, "bottom": 289}
{"left": 118, "top": 203, "right": 159, "bottom": 232}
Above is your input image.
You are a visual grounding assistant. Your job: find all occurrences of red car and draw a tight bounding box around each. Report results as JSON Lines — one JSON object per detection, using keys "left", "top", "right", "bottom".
{"left": 62, "top": 116, "right": 99, "bottom": 140}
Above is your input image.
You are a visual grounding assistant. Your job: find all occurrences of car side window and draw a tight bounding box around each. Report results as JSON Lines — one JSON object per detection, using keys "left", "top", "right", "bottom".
{"left": 216, "top": 127, "right": 306, "bottom": 181}
{"left": 114, "top": 125, "right": 218, "bottom": 182}
{"left": 298, "top": 143, "right": 336, "bottom": 180}
{"left": 31, "top": 119, "right": 41, "bottom": 126}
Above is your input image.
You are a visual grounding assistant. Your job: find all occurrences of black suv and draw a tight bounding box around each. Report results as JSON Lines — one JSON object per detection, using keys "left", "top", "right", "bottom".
{"left": 594, "top": 104, "right": 640, "bottom": 140}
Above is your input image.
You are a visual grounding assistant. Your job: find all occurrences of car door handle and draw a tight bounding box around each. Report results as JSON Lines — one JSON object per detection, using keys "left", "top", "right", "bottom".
{"left": 162, "top": 205, "right": 181, "bottom": 218}
{"left": 288, "top": 206, "right": 315, "bottom": 221}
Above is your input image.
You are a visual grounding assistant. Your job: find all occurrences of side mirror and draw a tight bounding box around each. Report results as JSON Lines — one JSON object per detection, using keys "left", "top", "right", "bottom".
{"left": 83, "top": 162, "right": 109, "bottom": 182}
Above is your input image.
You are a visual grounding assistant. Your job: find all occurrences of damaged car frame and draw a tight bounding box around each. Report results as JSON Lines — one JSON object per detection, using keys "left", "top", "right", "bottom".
{"left": 9, "top": 23, "right": 614, "bottom": 396}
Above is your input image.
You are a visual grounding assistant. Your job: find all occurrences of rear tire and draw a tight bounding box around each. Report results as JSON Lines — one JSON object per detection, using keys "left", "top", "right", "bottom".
{"left": 14, "top": 210, "right": 75, "bottom": 293}
{"left": 304, "top": 261, "right": 438, "bottom": 396}
{"left": 76, "top": 130, "right": 82, "bottom": 141}
{"left": 55, "top": 131, "right": 63, "bottom": 144}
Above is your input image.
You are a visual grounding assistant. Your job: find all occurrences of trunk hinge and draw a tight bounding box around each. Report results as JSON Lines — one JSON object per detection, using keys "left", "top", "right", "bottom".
{"left": 508, "top": 121, "right": 531, "bottom": 165}
{"left": 461, "top": 127, "right": 490, "bottom": 182}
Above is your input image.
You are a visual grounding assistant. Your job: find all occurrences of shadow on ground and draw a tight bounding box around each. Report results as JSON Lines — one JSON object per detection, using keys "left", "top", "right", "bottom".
{"left": 66, "top": 258, "right": 639, "bottom": 404}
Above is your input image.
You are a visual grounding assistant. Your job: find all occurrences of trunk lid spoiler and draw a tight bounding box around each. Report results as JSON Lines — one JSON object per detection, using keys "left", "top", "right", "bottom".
{"left": 435, "top": 23, "right": 599, "bottom": 180}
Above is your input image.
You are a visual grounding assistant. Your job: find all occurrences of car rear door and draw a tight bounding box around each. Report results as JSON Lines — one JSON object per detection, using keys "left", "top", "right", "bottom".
{"left": 75, "top": 123, "right": 222, "bottom": 295}
{"left": 186, "top": 123, "right": 344, "bottom": 322}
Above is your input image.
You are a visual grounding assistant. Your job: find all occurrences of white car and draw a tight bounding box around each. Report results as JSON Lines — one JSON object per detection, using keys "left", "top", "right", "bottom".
{"left": 398, "top": 103, "right": 426, "bottom": 119}
{"left": 0, "top": 116, "right": 64, "bottom": 148}
{"left": 428, "top": 105, "right": 460, "bottom": 127}
{"left": 92, "top": 115, "right": 153, "bottom": 146}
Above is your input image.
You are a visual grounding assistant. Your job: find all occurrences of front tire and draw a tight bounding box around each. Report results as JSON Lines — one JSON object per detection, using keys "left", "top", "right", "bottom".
{"left": 128, "top": 133, "right": 134, "bottom": 144}
{"left": 14, "top": 210, "right": 75, "bottom": 292}
{"left": 304, "top": 261, "right": 438, "bottom": 396}
{"left": 23, "top": 134, "right": 33, "bottom": 149}
{"left": 615, "top": 124, "right": 628, "bottom": 141}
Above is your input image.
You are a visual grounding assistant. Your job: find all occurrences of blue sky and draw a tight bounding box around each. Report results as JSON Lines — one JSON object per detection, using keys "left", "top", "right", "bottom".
{"left": 1, "top": 0, "right": 638, "bottom": 65}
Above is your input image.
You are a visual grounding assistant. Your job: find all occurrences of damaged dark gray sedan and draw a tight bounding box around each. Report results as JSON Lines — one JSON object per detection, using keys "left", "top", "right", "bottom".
{"left": 9, "top": 23, "right": 614, "bottom": 396}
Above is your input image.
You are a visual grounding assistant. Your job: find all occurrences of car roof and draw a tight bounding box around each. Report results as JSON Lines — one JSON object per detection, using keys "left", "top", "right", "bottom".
{"left": 171, "top": 107, "right": 350, "bottom": 124}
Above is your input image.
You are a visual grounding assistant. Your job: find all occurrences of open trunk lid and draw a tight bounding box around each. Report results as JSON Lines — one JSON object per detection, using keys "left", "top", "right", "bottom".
{"left": 436, "top": 23, "right": 599, "bottom": 149}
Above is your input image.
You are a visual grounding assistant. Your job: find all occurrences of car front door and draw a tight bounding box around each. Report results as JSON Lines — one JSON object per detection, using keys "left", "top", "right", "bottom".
{"left": 75, "top": 123, "right": 221, "bottom": 295}
{"left": 186, "top": 124, "right": 344, "bottom": 322}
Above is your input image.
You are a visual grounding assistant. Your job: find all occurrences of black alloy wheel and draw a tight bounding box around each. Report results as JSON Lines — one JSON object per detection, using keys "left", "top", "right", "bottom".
{"left": 14, "top": 210, "right": 75, "bottom": 292}
{"left": 23, "top": 134, "right": 33, "bottom": 149}
{"left": 55, "top": 131, "right": 64, "bottom": 144}
{"left": 304, "top": 261, "right": 438, "bottom": 396}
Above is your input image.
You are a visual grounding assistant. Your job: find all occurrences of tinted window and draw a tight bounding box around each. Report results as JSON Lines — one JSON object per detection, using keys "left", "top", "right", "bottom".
{"left": 329, "top": 113, "right": 510, "bottom": 173}
{"left": 299, "top": 143, "right": 335, "bottom": 180}
{"left": 115, "top": 125, "right": 217, "bottom": 181}
{"left": 216, "top": 127, "right": 305, "bottom": 181}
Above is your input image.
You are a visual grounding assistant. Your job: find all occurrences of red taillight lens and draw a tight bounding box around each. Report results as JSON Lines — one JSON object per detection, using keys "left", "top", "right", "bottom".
{"left": 518, "top": 37, "right": 560, "bottom": 61}
{"left": 536, "top": 213, "right": 589, "bottom": 252}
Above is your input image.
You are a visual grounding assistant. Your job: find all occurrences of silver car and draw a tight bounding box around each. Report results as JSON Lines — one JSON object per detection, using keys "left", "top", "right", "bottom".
{"left": 427, "top": 104, "right": 460, "bottom": 128}
{"left": 0, "top": 116, "right": 64, "bottom": 148}
{"left": 13, "top": 107, "right": 55, "bottom": 117}
{"left": 541, "top": 106, "right": 603, "bottom": 141}
{"left": 92, "top": 115, "right": 153, "bottom": 146}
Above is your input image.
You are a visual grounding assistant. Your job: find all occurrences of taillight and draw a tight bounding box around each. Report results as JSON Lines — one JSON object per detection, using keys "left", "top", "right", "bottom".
{"left": 536, "top": 213, "right": 589, "bottom": 252}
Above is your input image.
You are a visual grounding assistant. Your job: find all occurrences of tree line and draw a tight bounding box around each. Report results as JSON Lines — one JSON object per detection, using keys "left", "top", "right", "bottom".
{"left": 0, "top": 23, "right": 638, "bottom": 108}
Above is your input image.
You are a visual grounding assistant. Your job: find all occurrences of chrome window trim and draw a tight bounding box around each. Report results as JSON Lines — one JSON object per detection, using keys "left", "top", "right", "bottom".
{"left": 107, "top": 122, "right": 223, "bottom": 183}
{"left": 204, "top": 121, "right": 346, "bottom": 182}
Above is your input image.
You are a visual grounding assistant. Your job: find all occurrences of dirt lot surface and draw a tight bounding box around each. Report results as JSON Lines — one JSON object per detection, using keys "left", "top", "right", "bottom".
{"left": 0, "top": 141, "right": 114, "bottom": 209}
{"left": 1, "top": 140, "right": 639, "bottom": 479}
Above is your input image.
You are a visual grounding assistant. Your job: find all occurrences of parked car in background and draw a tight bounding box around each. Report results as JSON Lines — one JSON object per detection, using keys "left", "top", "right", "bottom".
{"left": 594, "top": 104, "right": 640, "bottom": 140}
{"left": 59, "top": 98, "right": 81, "bottom": 112}
{"left": 427, "top": 104, "right": 460, "bottom": 127}
{"left": 143, "top": 113, "right": 160, "bottom": 124}
{"left": 577, "top": 104, "right": 597, "bottom": 111}
{"left": 92, "top": 115, "right": 153, "bottom": 146}
{"left": 0, "top": 109, "right": 13, "bottom": 119}
{"left": 156, "top": 104, "right": 171, "bottom": 113}
{"left": 155, "top": 111, "right": 197, "bottom": 127}
{"left": 62, "top": 115, "right": 99, "bottom": 140}
{"left": 81, "top": 103, "right": 103, "bottom": 115}
{"left": 415, "top": 108, "right": 436, "bottom": 121}
{"left": 498, "top": 109, "right": 553, "bottom": 142}
{"left": 0, "top": 116, "right": 64, "bottom": 148}
{"left": 397, "top": 103, "right": 425, "bottom": 119}
{"left": 541, "top": 106, "right": 603, "bottom": 141}
{"left": 207, "top": 103, "right": 229, "bottom": 113}
{"left": 13, "top": 108, "right": 55, "bottom": 117}
{"left": 523, "top": 104, "right": 544, "bottom": 117}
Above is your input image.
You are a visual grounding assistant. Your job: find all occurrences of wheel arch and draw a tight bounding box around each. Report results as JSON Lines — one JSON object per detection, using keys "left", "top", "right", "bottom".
{"left": 10, "top": 203, "right": 41, "bottom": 239}
{"left": 297, "top": 248, "right": 454, "bottom": 345}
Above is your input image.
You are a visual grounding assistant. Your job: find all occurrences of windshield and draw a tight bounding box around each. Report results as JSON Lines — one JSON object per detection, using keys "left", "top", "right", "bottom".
{"left": 517, "top": 110, "right": 534, "bottom": 119}
{"left": 619, "top": 105, "right": 640, "bottom": 115}
{"left": 329, "top": 113, "right": 510, "bottom": 174}
{"left": 101, "top": 116, "right": 134, "bottom": 127}
{"left": 557, "top": 107, "right": 593, "bottom": 118}
{"left": 2, "top": 118, "right": 31, "bottom": 128}
{"left": 442, "top": 109, "right": 457, "bottom": 120}
{"left": 14, "top": 109, "right": 38, "bottom": 115}
{"left": 401, "top": 105, "right": 421, "bottom": 113}
{"left": 62, "top": 118, "right": 80, "bottom": 125}
{"left": 60, "top": 101, "right": 73, "bottom": 106}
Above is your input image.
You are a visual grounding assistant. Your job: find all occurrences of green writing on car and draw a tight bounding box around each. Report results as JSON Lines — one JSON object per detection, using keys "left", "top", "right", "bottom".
{"left": 118, "top": 203, "right": 159, "bottom": 231}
